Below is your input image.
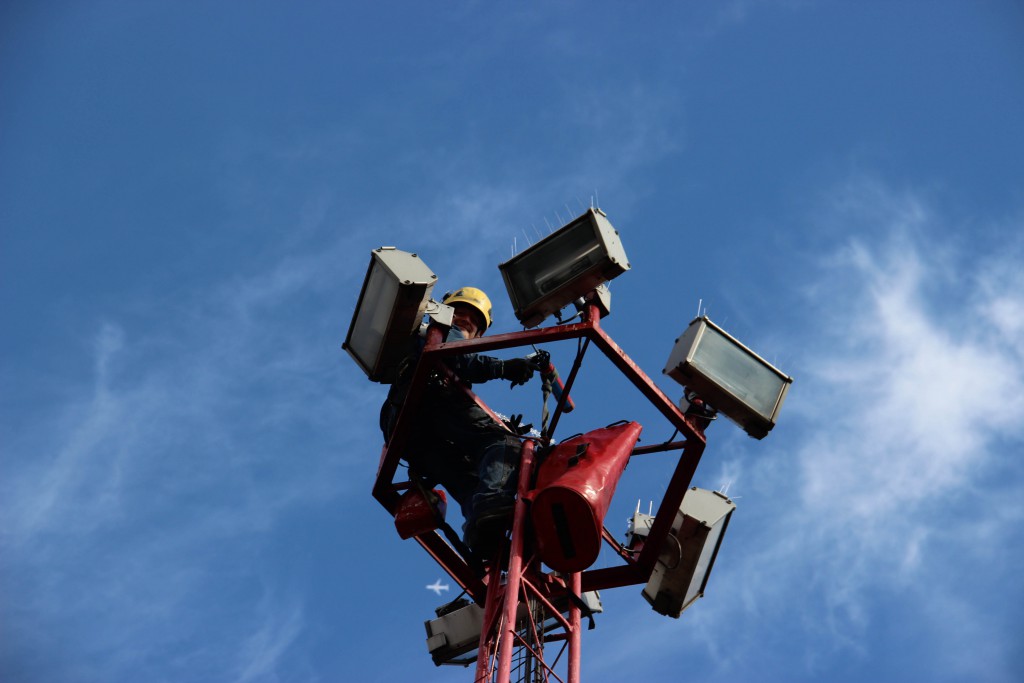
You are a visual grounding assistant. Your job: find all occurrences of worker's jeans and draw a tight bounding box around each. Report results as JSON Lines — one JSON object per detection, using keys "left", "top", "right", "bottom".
{"left": 380, "top": 394, "right": 521, "bottom": 529}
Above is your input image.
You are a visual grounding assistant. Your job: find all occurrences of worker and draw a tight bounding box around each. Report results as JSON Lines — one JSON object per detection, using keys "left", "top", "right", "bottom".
{"left": 379, "top": 286, "right": 538, "bottom": 556}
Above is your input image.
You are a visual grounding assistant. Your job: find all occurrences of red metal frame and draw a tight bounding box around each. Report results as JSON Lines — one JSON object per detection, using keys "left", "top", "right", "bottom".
{"left": 373, "top": 303, "right": 709, "bottom": 682}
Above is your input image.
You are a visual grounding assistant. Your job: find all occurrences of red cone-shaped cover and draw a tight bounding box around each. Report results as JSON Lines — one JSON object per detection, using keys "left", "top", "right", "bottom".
{"left": 394, "top": 487, "right": 447, "bottom": 540}
{"left": 529, "top": 421, "right": 642, "bottom": 572}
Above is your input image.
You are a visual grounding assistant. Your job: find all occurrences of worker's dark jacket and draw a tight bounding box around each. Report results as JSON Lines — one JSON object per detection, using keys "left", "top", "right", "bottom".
{"left": 380, "top": 324, "right": 504, "bottom": 434}
{"left": 379, "top": 325, "right": 518, "bottom": 520}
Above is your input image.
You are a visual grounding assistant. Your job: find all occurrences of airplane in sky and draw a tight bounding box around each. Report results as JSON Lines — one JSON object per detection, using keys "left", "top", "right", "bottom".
{"left": 426, "top": 579, "right": 450, "bottom": 596}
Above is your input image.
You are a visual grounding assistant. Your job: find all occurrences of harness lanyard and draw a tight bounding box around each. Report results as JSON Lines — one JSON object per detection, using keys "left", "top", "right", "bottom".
{"left": 540, "top": 373, "right": 553, "bottom": 436}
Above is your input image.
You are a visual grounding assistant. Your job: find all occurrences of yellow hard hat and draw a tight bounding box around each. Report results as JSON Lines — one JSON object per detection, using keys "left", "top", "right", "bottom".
{"left": 443, "top": 287, "right": 493, "bottom": 330}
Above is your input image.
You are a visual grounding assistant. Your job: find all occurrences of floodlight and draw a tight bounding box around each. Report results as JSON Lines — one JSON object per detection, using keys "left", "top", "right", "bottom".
{"left": 499, "top": 208, "right": 629, "bottom": 328}
{"left": 625, "top": 509, "right": 654, "bottom": 549}
{"left": 343, "top": 247, "right": 437, "bottom": 383}
{"left": 424, "top": 591, "right": 603, "bottom": 665}
{"left": 425, "top": 600, "right": 484, "bottom": 666}
{"left": 663, "top": 317, "right": 793, "bottom": 439}
{"left": 642, "top": 487, "right": 735, "bottom": 618}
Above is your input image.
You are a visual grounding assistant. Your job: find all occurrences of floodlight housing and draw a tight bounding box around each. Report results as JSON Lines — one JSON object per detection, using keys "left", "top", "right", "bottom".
{"left": 664, "top": 317, "right": 793, "bottom": 439}
{"left": 425, "top": 601, "right": 485, "bottom": 666}
{"left": 625, "top": 510, "right": 654, "bottom": 548}
{"left": 343, "top": 247, "right": 437, "bottom": 383}
{"left": 642, "top": 487, "right": 735, "bottom": 618}
{"left": 424, "top": 591, "right": 603, "bottom": 665}
{"left": 499, "top": 208, "right": 629, "bottom": 328}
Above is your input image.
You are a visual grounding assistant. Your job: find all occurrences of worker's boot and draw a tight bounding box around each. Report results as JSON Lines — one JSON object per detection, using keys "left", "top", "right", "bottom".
{"left": 464, "top": 502, "right": 514, "bottom": 558}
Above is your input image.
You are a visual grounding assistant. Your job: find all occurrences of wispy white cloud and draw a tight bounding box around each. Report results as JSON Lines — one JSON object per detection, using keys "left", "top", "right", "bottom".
{"left": 735, "top": 181, "right": 1024, "bottom": 677}
{"left": 234, "top": 588, "right": 307, "bottom": 683}
{"left": 800, "top": 239, "right": 1024, "bottom": 520}
{"left": 0, "top": 228, "right": 369, "bottom": 680}
{"left": 12, "top": 322, "right": 128, "bottom": 535}
{"left": 585, "top": 180, "right": 1024, "bottom": 683}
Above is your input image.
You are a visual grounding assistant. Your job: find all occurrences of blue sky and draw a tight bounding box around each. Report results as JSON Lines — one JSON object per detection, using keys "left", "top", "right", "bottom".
{"left": 2, "top": 2, "right": 1023, "bottom": 682}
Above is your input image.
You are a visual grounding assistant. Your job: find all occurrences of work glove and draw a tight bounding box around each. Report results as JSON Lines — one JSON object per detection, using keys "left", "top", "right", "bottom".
{"left": 501, "top": 357, "right": 539, "bottom": 387}
{"left": 503, "top": 413, "right": 535, "bottom": 436}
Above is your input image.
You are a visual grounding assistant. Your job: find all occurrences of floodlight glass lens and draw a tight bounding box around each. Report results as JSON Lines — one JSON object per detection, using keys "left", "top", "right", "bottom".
{"left": 692, "top": 327, "right": 784, "bottom": 419}
{"left": 349, "top": 264, "right": 399, "bottom": 368}
{"left": 508, "top": 222, "right": 600, "bottom": 303}
{"left": 683, "top": 516, "right": 726, "bottom": 607}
